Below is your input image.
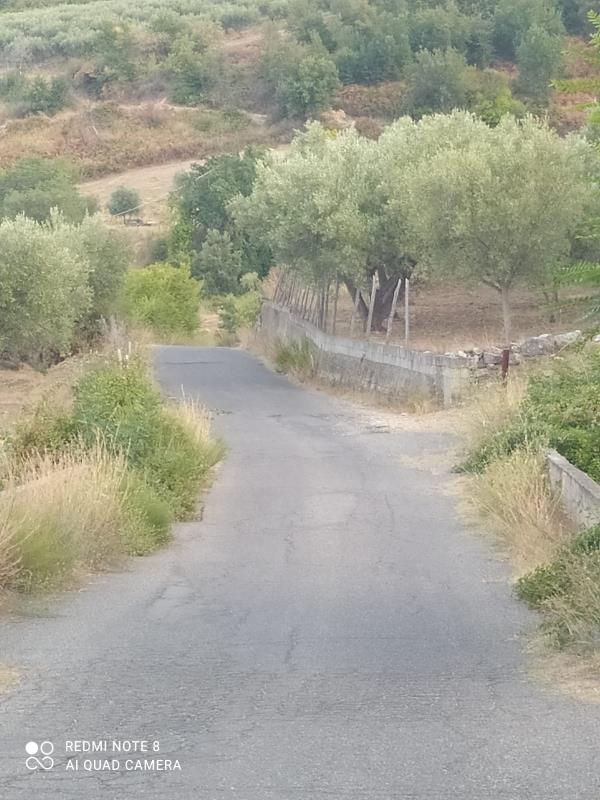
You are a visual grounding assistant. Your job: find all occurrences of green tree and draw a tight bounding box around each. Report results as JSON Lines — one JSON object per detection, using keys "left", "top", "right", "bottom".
{"left": 166, "top": 34, "right": 221, "bottom": 105}
{"left": 0, "top": 216, "right": 90, "bottom": 366}
{"left": 121, "top": 264, "right": 200, "bottom": 337}
{"left": 76, "top": 216, "right": 130, "bottom": 333}
{"left": 405, "top": 48, "right": 469, "bottom": 117}
{"left": 275, "top": 51, "right": 340, "bottom": 117}
{"left": 516, "top": 25, "right": 563, "bottom": 103}
{"left": 170, "top": 150, "right": 272, "bottom": 277}
{"left": 492, "top": 0, "right": 564, "bottom": 59}
{"left": 405, "top": 114, "right": 592, "bottom": 343}
{"left": 107, "top": 186, "right": 140, "bottom": 221}
{"left": 192, "top": 230, "right": 243, "bottom": 295}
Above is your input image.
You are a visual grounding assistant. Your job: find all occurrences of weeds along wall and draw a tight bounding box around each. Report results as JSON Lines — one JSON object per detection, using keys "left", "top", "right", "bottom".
{"left": 260, "top": 302, "right": 478, "bottom": 406}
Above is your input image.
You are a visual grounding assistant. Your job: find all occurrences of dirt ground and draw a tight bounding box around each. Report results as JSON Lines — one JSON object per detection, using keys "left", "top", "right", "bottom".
{"left": 80, "top": 158, "right": 198, "bottom": 223}
{"left": 0, "top": 359, "right": 85, "bottom": 436}
{"left": 323, "top": 282, "right": 587, "bottom": 352}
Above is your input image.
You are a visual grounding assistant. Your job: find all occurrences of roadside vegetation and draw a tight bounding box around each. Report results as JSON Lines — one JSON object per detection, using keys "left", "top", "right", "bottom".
{"left": 0, "top": 180, "right": 223, "bottom": 598}
{"left": 0, "top": 355, "right": 222, "bottom": 595}
{"left": 458, "top": 345, "right": 600, "bottom": 662}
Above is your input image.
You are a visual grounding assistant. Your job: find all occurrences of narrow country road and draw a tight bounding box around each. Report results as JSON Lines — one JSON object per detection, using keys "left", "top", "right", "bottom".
{"left": 0, "top": 346, "right": 599, "bottom": 799}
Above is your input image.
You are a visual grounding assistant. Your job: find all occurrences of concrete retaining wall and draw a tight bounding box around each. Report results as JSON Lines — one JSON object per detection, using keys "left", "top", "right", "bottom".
{"left": 260, "top": 302, "right": 478, "bottom": 406}
{"left": 547, "top": 449, "right": 600, "bottom": 529}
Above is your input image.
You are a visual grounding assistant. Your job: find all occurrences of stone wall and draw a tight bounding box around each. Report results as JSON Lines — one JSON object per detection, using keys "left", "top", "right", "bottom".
{"left": 260, "top": 302, "right": 479, "bottom": 406}
{"left": 546, "top": 449, "right": 600, "bottom": 529}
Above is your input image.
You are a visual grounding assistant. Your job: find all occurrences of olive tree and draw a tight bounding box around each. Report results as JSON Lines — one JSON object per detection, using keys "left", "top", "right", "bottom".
{"left": 232, "top": 124, "right": 374, "bottom": 314}
{"left": 405, "top": 114, "right": 593, "bottom": 343}
{"left": 0, "top": 216, "right": 90, "bottom": 366}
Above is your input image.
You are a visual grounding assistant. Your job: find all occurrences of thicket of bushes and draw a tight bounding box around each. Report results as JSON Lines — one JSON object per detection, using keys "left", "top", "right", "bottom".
{"left": 0, "top": 157, "right": 97, "bottom": 224}
{"left": 0, "top": 357, "right": 222, "bottom": 592}
{"left": 121, "top": 263, "right": 201, "bottom": 339}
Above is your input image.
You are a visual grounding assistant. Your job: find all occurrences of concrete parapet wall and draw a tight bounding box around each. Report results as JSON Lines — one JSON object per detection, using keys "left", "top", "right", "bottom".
{"left": 546, "top": 449, "right": 600, "bottom": 529}
{"left": 260, "top": 302, "right": 478, "bottom": 406}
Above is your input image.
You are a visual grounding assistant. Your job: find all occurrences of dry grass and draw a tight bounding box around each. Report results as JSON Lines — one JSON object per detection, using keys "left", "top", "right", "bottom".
{"left": 456, "top": 374, "right": 527, "bottom": 456}
{"left": 0, "top": 445, "right": 130, "bottom": 591}
{"left": 0, "top": 102, "right": 283, "bottom": 179}
{"left": 543, "top": 553, "right": 600, "bottom": 651}
{"left": 463, "top": 448, "right": 574, "bottom": 575}
{"left": 166, "top": 397, "right": 214, "bottom": 451}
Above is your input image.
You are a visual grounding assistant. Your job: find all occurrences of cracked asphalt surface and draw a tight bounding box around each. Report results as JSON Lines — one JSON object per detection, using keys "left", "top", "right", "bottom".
{"left": 0, "top": 345, "right": 599, "bottom": 799}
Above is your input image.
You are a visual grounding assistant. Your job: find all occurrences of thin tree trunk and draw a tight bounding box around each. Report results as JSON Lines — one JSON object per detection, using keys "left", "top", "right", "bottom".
{"left": 386, "top": 277, "right": 403, "bottom": 340}
{"left": 349, "top": 287, "right": 361, "bottom": 336}
{"left": 366, "top": 275, "right": 377, "bottom": 339}
{"left": 344, "top": 280, "right": 368, "bottom": 320}
{"left": 500, "top": 285, "right": 512, "bottom": 346}
{"left": 332, "top": 277, "right": 340, "bottom": 336}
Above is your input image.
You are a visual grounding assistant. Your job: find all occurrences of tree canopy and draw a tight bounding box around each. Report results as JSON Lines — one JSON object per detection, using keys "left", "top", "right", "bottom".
{"left": 234, "top": 113, "right": 593, "bottom": 339}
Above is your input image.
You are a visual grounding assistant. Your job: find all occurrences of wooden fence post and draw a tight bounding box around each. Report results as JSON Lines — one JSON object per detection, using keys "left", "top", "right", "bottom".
{"left": 366, "top": 274, "right": 377, "bottom": 339}
{"left": 386, "top": 277, "right": 403, "bottom": 341}
{"left": 332, "top": 278, "right": 340, "bottom": 336}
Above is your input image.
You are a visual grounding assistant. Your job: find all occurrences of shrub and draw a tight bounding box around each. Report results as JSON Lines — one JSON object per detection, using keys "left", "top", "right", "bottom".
{"left": 0, "top": 157, "right": 96, "bottom": 223}
{"left": 217, "top": 289, "right": 262, "bottom": 338}
{"left": 70, "top": 360, "right": 222, "bottom": 517}
{"left": 107, "top": 186, "right": 140, "bottom": 220}
{"left": 19, "top": 75, "right": 70, "bottom": 116}
{"left": 516, "top": 525, "right": 600, "bottom": 608}
{"left": 460, "top": 350, "right": 600, "bottom": 483}
{"left": 405, "top": 48, "right": 469, "bottom": 117}
{"left": 466, "top": 68, "right": 526, "bottom": 125}
{"left": 76, "top": 216, "right": 130, "bottom": 333}
{"left": 121, "top": 263, "right": 200, "bottom": 338}
{"left": 275, "top": 51, "right": 340, "bottom": 118}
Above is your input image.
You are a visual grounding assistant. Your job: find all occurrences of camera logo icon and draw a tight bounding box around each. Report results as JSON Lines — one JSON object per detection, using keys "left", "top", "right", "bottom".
{"left": 25, "top": 741, "right": 54, "bottom": 771}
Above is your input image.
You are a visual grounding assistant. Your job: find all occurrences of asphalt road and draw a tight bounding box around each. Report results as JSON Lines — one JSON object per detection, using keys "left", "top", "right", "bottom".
{"left": 0, "top": 346, "right": 599, "bottom": 799}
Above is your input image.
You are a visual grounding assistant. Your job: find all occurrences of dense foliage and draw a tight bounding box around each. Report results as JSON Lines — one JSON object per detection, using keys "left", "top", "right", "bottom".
{"left": 0, "top": 214, "right": 128, "bottom": 365}
{"left": 461, "top": 348, "right": 600, "bottom": 483}
{"left": 121, "top": 263, "right": 200, "bottom": 336}
{"left": 170, "top": 150, "right": 272, "bottom": 292}
{"left": 0, "top": 158, "right": 97, "bottom": 223}
{"left": 234, "top": 114, "right": 591, "bottom": 335}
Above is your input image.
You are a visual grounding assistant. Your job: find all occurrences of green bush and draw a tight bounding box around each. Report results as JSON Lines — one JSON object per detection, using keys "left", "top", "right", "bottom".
{"left": 121, "top": 263, "right": 200, "bottom": 338}
{"left": 0, "top": 157, "right": 97, "bottom": 223}
{"left": 516, "top": 560, "right": 571, "bottom": 608}
{"left": 107, "top": 186, "right": 140, "bottom": 219}
{"left": 405, "top": 48, "right": 469, "bottom": 117}
{"left": 460, "top": 350, "right": 600, "bottom": 482}
{"left": 70, "top": 360, "right": 222, "bottom": 516}
{"left": 516, "top": 525, "right": 600, "bottom": 650}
